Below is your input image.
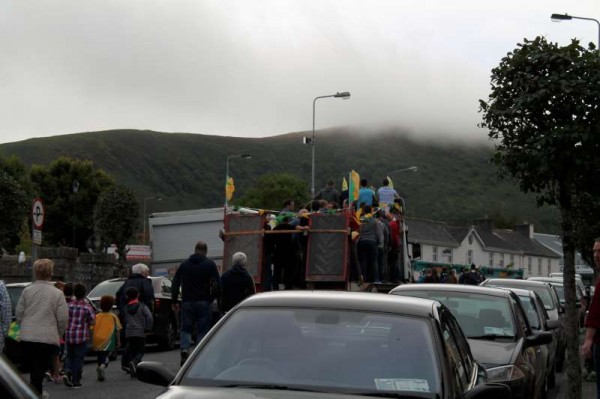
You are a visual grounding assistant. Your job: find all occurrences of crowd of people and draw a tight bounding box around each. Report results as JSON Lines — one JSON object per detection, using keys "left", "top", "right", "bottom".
{"left": 416, "top": 264, "right": 486, "bottom": 285}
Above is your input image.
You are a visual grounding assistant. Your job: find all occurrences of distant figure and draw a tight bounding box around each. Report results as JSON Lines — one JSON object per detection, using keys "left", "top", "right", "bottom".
{"left": 16, "top": 259, "right": 68, "bottom": 396}
{"left": 358, "top": 179, "right": 376, "bottom": 207}
{"left": 0, "top": 280, "right": 11, "bottom": 353}
{"left": 462, "top": 264, "right": 481, "bottom": 285}
{"left": 423, "top": 268, "right": 440, "bottom": 283}
{"left": 221, "top": 252, "right": 256, "bottom": 313}
{"left": 116, "top": 263, "right": 154, "bottom": 312}
{"left": 172, "top": 241, "right": 221, "bottom": 366}
{"left": 63, "top": 283, "right": 96, "bottom": 389}
{"left": 358, "top": 206, "right": 380, "bottom": 282}
{"left": 280, "top": 199, "right": 295, "bottom": 214}
{"left": 314, "top": 180, "right": 340, "bottom": 205}
{"left": 377, "top": 178, "right": 399, "bottom": 208}
{"left": 122, "top": 287, "right": 153, "bottom": 377}
{"left": 272, "top": 216, "right": 297, "bottom": 290}
{"left": 93, "top": 295, "right": 122, "bottom": 382}
{"left": 444, "top": 269, "right": 458, "bottom": 284}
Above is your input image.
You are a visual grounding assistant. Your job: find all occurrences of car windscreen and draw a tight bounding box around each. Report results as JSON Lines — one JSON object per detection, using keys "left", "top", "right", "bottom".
{"left": 87, "top": 281, "right": 124, "bottom": 298}
{"left": 397, "top": 291, "right": 516, "bottom": 340}
{"left": 485, "top": 282, "right": 555, "bottom": 311}
{"left": 6, "top": 287, "right": 25, "bottom": 316}
{"left": 518, "top": 296, "right": 540, "bottom": 329}
{"left": 181, "top": 307, "right": 441, "bottom": 396}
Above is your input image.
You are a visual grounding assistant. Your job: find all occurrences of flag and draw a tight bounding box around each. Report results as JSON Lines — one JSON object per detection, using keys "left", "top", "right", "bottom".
{"left": 387, "top": 176, "right": 394, "bottom": 189}
{"left": 342, "top": 176, "right": 348, "bottom": 191}
{"left": 225, "top": 176, "right": 235, "bottom": 202}
{"left": 348, "top": 170, "right": 360, "bottom": 203}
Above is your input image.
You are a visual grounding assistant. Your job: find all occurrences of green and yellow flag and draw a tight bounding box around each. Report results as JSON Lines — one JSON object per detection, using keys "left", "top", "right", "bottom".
{"left": 342, "top": 176, "right": 348, "bottom": 191}
{"left": 225, "top": 176, "right": 235, "bottom": 202}
{"left": 348, "top": 170, "right": 360, "bottom": 203}
{"left": 387, "top": 176, "right": 394, "bottom": 189}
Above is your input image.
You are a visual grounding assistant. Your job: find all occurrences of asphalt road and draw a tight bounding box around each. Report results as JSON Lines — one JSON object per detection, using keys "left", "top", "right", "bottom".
{"left": 36, "top": 344, "right": 574, "bottom": 399}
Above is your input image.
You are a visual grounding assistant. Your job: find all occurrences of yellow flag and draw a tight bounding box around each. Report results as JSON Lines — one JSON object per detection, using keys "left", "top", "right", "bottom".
{"left": 349, "top": 170, "right": 360, "bottom": 203}
{"left": 342, "top": 176, "right": 348, "bottom": 191}
{"left": 226, "top": 176, "right": 235, "bottom": 202}
{"left": 387, "top": 176, "right": 394, "bottom": 189}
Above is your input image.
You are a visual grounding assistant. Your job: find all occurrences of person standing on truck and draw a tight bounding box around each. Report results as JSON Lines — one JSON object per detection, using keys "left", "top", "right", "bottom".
{"left": 314, "top": 180, "right": 340, "bottom": 205}
{"left": 358, "top": 179, "right": 376, "bottom": 208}
{"left": 172, "top": 241, "right": 221, "bottom": 366}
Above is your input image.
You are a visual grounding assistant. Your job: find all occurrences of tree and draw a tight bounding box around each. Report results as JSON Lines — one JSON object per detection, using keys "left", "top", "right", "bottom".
{"left": 30, "top": 156, "right": 115, "bottom": 251}
{"left": 236, "top": 173, "right": 311, "bottom": 211}
{"left": 0, "top": 171, "right": 28, "bottom": 252}
{"left": 480, "top": 37, "right": 600, "bottom": 398}
{"left": 94, "top": 185, "right": 140, "bottom": 272}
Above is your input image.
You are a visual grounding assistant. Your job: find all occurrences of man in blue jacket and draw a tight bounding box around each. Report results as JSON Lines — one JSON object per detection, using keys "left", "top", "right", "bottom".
{"left": 171, "top": 241, "right": 221, "bottom": 366}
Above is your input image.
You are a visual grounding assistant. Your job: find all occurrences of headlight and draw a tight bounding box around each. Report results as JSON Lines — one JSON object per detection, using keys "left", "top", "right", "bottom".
{"left": 486, "top": 365, "right": 526, "bottom": 383}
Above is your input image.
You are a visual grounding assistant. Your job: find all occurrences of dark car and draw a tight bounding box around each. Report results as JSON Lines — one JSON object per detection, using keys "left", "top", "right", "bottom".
{"left": 528, "top": 277, "right": 586, "bottom": 327}
{"left": 87, "top": 276, "right": 177, "bottom": 350}
{"left": 502, "top": 287, "right": 559, "bottom": 390}
{"left": 390, "top": 284, "right": 552, "bottom": 399}
{"left": 0, "top": 354, "right": 38, "bottom": 399}
{"left": 135, "top": 291, "right": 510, "bottom": 399}
{"left": 481, "top": 278, "right": 566, "bottom": 372}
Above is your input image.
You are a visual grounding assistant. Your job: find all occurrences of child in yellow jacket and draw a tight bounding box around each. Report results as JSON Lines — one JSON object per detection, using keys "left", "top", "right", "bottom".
{"left": 92, "top": 295, "right": 122, "bottom": 382}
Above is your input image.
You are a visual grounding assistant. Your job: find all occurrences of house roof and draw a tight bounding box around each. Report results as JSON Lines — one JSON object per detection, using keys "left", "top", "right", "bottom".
{"left": 533, "top": 233, "right": 589, "bottom": 265}
{"left": 405, "top": 218, "right": 460, "bottom": 247}
{"left": 494, "top": 230, "right": 561, "bottom": 258}
{"left": 446, "top": 226, "right": 469, "bottom": 243}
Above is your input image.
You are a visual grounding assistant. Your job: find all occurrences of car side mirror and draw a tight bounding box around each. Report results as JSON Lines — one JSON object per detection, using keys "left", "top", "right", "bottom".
{"left": 545, "top": 319, "right": 560, "bottom": 330}
{"left": 464, "top": 383, "right": 511, "bottom": 399}
{"left": 136, "top": 361, "right": 175, "bottom": 387}
{"left": 525, "top": 331, "right": 552, "bottom": 348}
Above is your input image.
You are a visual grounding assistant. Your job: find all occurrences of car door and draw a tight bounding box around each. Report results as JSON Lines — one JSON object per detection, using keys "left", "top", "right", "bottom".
{"left": 511, "top": 295, "right": 541, "bottom": 399}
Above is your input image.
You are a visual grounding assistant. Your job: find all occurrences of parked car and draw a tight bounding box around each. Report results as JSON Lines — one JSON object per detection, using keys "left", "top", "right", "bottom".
{"left": 87, "top": 276, "right": 178, "bottom": 350}
{"left": 528, "top": 276, "right": 586, "bottom": 327}
{"left": 390, "top": 284, "right": 552, "bottom": 399}
{"left": 502, "top": 287, "right": 559, "bottom": 389}
{"left": 480, "top": 278, "right": 566, "bottom": 372}
{"left": 0, "top": 354, "right": 38, "bottom": 399}
{"left": 135, "top": 291, "right": 510, "bottom": 399}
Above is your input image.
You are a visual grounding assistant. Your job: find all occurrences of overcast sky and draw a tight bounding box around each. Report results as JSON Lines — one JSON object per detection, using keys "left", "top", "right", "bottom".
{"left": 1, "top": 0, "right": 599, "bottom": 145}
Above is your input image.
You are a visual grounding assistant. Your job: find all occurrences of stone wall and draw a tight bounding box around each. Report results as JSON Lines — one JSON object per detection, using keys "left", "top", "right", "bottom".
{"left": 0, "top": 247, "right": 119, "bottom": 291}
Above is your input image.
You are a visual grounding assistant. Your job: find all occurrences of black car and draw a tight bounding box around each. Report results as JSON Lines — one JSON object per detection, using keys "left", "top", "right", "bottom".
{"left": 481, "top": 278, "right": 566, "bottom": 372}
{"left": 135, "top": 291, "right": 510, "bottom": 399}
{"left": 87, "top": 276, "right": 178, "bottom": 350}
{"left": 390, "top": 284, "right": 552, "bottom": 399}
{"left": 0, "top": 355, "right": 38, "bottom": 399}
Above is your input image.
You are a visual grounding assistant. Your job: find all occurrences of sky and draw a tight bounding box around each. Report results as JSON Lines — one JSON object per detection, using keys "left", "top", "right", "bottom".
{"left": 1, "top": 0, "right": 600, "bottom": 145}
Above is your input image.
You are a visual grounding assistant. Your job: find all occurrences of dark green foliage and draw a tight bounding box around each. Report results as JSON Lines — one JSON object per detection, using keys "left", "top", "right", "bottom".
{"left": 29, "top": 156, "right": 115, "bottom": 251}
{"left": 480, "top": 36, "right": 600, "bottom": 399}
{"left": 236, "top": 173, "right": 310, "bottom": 210}
{"left": 0, "top": 171, "right": 28, "bottom": 252}
{"left": 94, "top": 185, "right": 139, "bottom": 268}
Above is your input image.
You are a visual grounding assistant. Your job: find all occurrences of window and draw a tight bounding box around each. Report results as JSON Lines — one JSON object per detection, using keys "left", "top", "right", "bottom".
{"left": 467, "top": 250, "right": 473, "bottom": 265}
{"left": 547, "top": 259, "right": 551, "bottom": 274}
{"left": 489, "top": 252, "right": 494, "bottom": 267}
{"left": 441, "top": 315, "right": 468, "bottom": 391}
{"left": 433, "top": 246, "right": 438, "bottom": 262}
{"left": 528, "top": 257, "right": 532, "bottom": 273}
{"left": 509, "top": 254, "right": 514, "bottom": 266}
{"left": 537, "top": 258, "right": 542, "bottom": 275}
{"left": 442, "top": 248, "right": 453, "bottom": 263}
{"left": 499, "top": 254, "right": 504, "bottom": 267}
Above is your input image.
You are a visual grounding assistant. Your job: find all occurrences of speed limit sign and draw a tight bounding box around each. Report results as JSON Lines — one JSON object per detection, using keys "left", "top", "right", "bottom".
{"left": 32, "top": 198, "right": 45, "bottom": 229}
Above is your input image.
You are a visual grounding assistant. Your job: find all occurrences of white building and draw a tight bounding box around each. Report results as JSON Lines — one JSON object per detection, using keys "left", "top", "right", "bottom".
{"left": 406, "top": 217, "right": 561, "bottom": 277}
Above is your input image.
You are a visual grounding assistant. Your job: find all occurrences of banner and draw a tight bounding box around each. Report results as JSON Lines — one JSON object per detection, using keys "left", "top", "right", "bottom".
{"left": 348, "top": 170, "right": 360, "bottom": 203}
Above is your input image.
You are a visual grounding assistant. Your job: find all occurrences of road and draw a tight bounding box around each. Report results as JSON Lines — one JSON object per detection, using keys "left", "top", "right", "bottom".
{"left": 37, "top": 344, "right": 575, "bottom": 399}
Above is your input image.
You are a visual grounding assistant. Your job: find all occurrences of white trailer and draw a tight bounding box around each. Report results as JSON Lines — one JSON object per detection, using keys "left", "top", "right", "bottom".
{"left": 149, "top": 207, "right": 224, "bottom": 276}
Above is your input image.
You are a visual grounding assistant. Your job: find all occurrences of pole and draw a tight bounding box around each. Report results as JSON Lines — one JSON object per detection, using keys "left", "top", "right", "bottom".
{"left": 143, "top": 199, "right": 148, "bottom": 245}
{"left": 311, "top": 98, "right": 317, "bottom": 198}
{"left": 400, "top": 197, "right": 410, "bottom": 282}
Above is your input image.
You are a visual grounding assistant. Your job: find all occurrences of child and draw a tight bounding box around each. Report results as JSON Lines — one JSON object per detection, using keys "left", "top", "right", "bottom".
{"left": 63, "top": 283, "right": 95, "bottom": 388}
{"left": 92, "top": 295, "right": 122, "bottom": 382}
{"left": 122, "top": 287, "right": 153, "bottom": 377}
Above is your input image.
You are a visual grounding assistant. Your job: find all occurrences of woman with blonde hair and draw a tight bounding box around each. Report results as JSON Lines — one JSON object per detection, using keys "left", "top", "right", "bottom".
{"left": 16, "top": 258, "right": 69, "bottom": 396}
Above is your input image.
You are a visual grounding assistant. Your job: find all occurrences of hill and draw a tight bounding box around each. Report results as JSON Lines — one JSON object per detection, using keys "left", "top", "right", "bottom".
{"left": 0, "top": 127, "right": 559, "bottom": 233}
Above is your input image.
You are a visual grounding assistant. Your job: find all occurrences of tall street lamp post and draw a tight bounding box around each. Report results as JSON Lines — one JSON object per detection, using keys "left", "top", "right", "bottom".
{"left": 225, "top": 154, "right": 252, "bottom": 208}
{"left": 308, "top": 91, "right": 351, "bottom": 197}
{"left": 72, "top": 179, "right": 79, "bottom": 249}
{"left": 551, "top": 13, "right": 600, "bottom": 48}
{"left": 143, "top": 196, "right": 162, "bottom": 245}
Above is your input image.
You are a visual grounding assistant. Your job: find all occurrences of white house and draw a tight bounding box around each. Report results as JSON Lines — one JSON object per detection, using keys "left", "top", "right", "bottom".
{"left": 406, "top": 217, "right": 561, "bottom": 277}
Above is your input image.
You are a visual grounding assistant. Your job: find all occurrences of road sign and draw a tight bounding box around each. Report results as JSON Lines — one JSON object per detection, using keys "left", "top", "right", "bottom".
{"left": 32, "top": 198, "right": 45, "bottom": 229}
{"left": 32, "top": 229, "right": 42, "bottom": 245}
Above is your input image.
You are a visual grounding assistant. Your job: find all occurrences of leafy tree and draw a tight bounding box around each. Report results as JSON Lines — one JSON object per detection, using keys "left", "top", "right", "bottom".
{"left": 0, "top": 171, "right": 28, "bottom": 252}
{"left": 236, "top": 173, "right": 310, "bottom": 211}
{"left": 30, "top": 156, "right": 115, "bottom": 251}
{"left": 94, "top": 185, "right": 139, "bottom": 272}
{"left": 480, "top": 37, "right": 600, "bottom": 398}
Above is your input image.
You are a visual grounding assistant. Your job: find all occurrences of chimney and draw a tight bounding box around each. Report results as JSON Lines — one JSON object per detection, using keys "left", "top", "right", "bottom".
{"left": 474, "top": 217, "right": 494, "bottom": 232}
{"left": 515, "top": 223, "right": 534, "bottom": 239}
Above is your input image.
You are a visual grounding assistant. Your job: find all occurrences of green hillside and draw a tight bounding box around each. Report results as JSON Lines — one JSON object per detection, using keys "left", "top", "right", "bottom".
{"left": 0, "top": 128, "right": 559, "bottom": 233}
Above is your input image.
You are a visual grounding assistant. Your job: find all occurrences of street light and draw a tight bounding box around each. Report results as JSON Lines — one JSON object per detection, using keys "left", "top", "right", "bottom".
{"left": 143, "top": 196, "right": 162, "bottom": 245}
{"left": 551, "top": 13, "right": 600, "bottom": 49}
{"left": 391, "top": 166, "right": 418, "bottom": 173}
{"left": 308, "top": 91, "right": 351, "bottom": 197}
{"left": 225, "top": 154, "right": 252, "bottom": 208}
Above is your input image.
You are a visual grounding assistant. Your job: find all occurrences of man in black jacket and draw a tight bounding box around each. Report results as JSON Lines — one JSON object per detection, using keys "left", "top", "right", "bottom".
{"left": 171, "top": 241, "right": 221, "bottom": 366}
{"left": 220, "top": 252, "right": 255, "bottom": 313}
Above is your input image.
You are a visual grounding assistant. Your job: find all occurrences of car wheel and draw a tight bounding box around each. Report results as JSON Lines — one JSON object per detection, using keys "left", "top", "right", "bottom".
{"left": 158, "top": 317, "right": 177, "bottom": 351}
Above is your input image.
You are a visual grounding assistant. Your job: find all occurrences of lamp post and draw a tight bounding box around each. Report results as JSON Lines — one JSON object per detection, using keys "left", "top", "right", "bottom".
{"left": 551, "top": 13, "right": 600, "bottom": 48}
{"left": 72, "top": 179, "right": 79, "bottom": 249}
{"left": 225, "top": 154, "right": 252, "bottom": 208}
{"left": 309, "top": 91, "right": 351, "bottom": 197}
{"left": 143, "top": 196, "right": 162, "bottom": 245}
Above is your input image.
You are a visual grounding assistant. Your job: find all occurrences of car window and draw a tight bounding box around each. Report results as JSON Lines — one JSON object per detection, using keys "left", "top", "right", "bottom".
{"left": 485, "top": 282, "right": 555, "bottom": 310}
{"left": 161, "top": 278, "right": 172, "bottom": 295}
{"left": 6, "top": 286, "right": 25, "bottom": 316}
{"left": 440, "top": 311, "right": 469, "bottom": 391}
{"left": 398, "top": 291, "right": 516, "bottom": 339}
{"left": 518, "top": 296, "right": 540, "bottom": 330}
{"left": 183, "top": 308, "right": 441, "bottom": 395}
{"left": 87, "top": 281, "right": 124, "bottom": 298}
{"left": 511, "top": 297, "right": 531, "bottom": 336}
